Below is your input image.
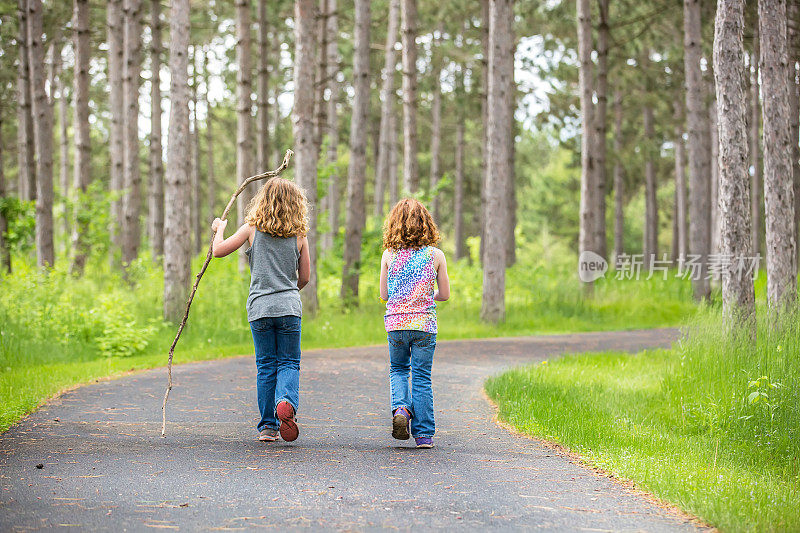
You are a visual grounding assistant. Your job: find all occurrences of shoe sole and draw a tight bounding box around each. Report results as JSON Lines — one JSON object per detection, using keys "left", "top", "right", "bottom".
{"left": 259, "top": 434, "right": 279, "bottom": 442}
{"left": 392, "top": 414, "right": 410, "bottom": 440}
{"left": 276, "top": 402, "right": 299, "bottom": 442}
{"left": 416, "top": 443, "right": 434, "bottom": 449}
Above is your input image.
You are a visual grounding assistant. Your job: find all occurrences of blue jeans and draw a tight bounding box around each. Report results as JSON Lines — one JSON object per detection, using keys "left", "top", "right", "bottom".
{"left": 250, "top": 315, "right": 301, "bottom": 431}
{"left": 388, "top": 330, "right": 436, "bottom": 438}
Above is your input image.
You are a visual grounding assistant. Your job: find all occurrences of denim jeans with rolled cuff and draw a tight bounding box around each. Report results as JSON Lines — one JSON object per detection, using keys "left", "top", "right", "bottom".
{"left": 250, "top": 315, "right": 301, "bottom": 431}
{"left": 388, "top": 329, "right": 436, "bottom": 438}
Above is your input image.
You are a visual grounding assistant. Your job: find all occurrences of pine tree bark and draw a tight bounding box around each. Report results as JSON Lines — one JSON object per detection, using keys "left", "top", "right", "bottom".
{"left": 713, "top": 0, "right": 755, "bottom": 322}
{"left": 148, "top": 0, "right": 164, "bottom": 258}
{"left": 121, "top": 0, "right": 143, "bottom": 266}
{"left": 54, "top": 45, "right": 70, "bottom": 240}
{"left": 709, "top": 86, "right": 720, "bottom": 254}
{"left": 684, "top": 0, "right": 711, "bottom": 300}
{"left": 577, "top": 0, "right": 596, "bottom": 291}
{"left": 642, "top": 53, "right": 658, "bottom": 265}
{"left": 0, "top": 114, "right": 9, "bottom": 273}
{"left": 163, "top": 0, "right": 191, "bottom": 323}
{"left": 479, "top": 0, "right": 489, "bottom": 265}
{"left": 273, "top": 30, "right": 283, "bottom": 169}
{"left": 400, "top": 0, "right": 419, "bottom": 193}
{"left": 107, "top": 0, "right": 124, "bottom": 260}
{"left": 788, "top": 2, "right": 800, "bottom": 261}
{"left": 612, "top": 90, "right": 625, "bottom": 261}
{"left": 323, "top": 0, "right": 340, "bottom": 251}
{"left": 429, "top": 25, "right": 443, "bottom": 221}
{"left": 341, "top": 0, "right": 371, "bottom": 303}
{"left": 191, "top": 49, "right": 201, "bottom": 255}
{"left": 71, "top": 0, "right": 92, "bottom": 274}
{"left": 313, "top": 0, "right": 328, "bottom": 155}
{"left": 481, "top": 0, "right": 513, "bottom": 323}
{"left": 454, "top": 65, "right": 466, "bottom": 262}
{"left": 594, "top": 0, "right": 609, "bottom": 260}
{"left": 203, "top": 49, "right": 215, "bottom": 227}
{"left": 294, "top": 0, "right": 319, "bottom": 313}
{"left": 27, "top": 0, "right": 54, "bottom": 268}
{"left": 750, "top": 46, "right": 762, "bottom": 256}
{"left": 388, "top": 110, "right": 399, "bottom": 206}
{"left": 257, "top": 0, "right": 271, "bottom": 174}
{"left": 759, "top": 0, "right": 797, "bottom": 308}
{"left": 235, "top": 0, "right": 254, "bottom": 271}
{"left": 673, "top": 91, "right": 688, "bottom": 263}
{"left": 17, "top": 0, "right": 35, "bottom": 202}
{"left": 374, "top": 0, "right": 400, "bottom": 218}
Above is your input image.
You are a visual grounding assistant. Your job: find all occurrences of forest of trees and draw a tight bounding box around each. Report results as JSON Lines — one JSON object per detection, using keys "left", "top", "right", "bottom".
{"left": 0, "top": 0, "right": 799, "bottom": 327}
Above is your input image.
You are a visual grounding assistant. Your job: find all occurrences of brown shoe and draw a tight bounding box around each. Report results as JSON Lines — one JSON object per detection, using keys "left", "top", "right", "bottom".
{"left": 276, "top": 401, "right": 299, "bottom": 442}
{"left": 259, "top": 428, "right": 279, "bottom": 442}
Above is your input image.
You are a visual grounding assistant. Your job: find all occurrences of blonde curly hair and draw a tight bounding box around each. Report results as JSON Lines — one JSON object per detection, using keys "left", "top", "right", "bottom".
{"left": 382, "top": 198, "right": 440, "bottom": 250}
{"left": 245, "top": 178, "right": 309, "bottom": 237}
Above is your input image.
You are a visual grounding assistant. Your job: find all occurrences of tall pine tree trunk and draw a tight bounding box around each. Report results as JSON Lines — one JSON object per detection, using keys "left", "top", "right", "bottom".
{"left": 673, "top": 91, "right": 688, "bottom": 264}
{"left": 203, "top": 49, "right": 215, "bottom": 225}
{"left": 760, "top": 0, "right": 797, "bottom": 308}
{"left": 17, "top": 0, "right": 35, "bottom": 202}
{"left": 788, "top": 2, "right": 800, "bottom": 261}
{"left": 429, "top": 25, "right": 443, "bottom": 220}
{"left": 642, "top": 52, "right": 658, "bottom": 265}
{"left": 388, "top": 110, "right": 399, "bottom": 205}
{"left": 710, "top": 86, "right": 720, "bottom": 255}
{"left": 313, "top": 0, "right": 328, "bottom": 155}
{"left": 323, "top": 0, "right": 340, "bottom": 251}
{"left": 121, "top": 0, "right": 143, "bottom": 266}
{"left": 0, "top": 114, "right": 9, "bottom": 272}
{"left": 272, "top": 30, "right": 283, "bottom": 168}
{"left": 505, "top": 39, "right": 517, "bottom": 267}
{"left": 684, "top": 0, "right": 711, "bottom": 300}
{"left": 191, "top": 49, "right": 201, "bottom": 255}
{"left": 71, "top": 0, "right": 92, "bottom": 274}
{"left": 341, "top": 0, "right": 370, "bottom": 303}
{"left": 163, "top": 0, "right": 191, "bottom": 322}
{"left": 54, "top": 45, "right": 70, "bottom": 241}
{"left": 714, "top": 0, "right": 755, "bottom": 322}
{"left": 577, "top": 0, "right": 596, "bottom": 291}
{"left": 400, "top": 0, "right": 419, "bottom": 193}
{"left": 148, "top": 0, "right": 164, "bottom": 258}
{"left": 27, "top": 0, "right": 54, "bottom": 267}
{"left": 257, "top": 0, "right": 270, "bottom": 174}
{"left": 613, "top": 89, "right": 625, "bottom": 261}
{"left": 107, "top": 0, "right": 124, "bottom": 262}
{"left": 235, "top": 0, "right": 254, "bottom": 270}
{"left": 454, "top": 64, "right": 466, "bottom": 262}
{"left": 481, "top": 0, "right": 513, "bottom": 323}
{"left": 750, "top": 46, "right": 762, "bottom": 256}
{"left": 293, "top": 0, "right": 319, "bottom": 313}
{"left": 479, "top": 0, "right": 489, "bottom": 265}
{"left": 374, "top": 0, "right": 400, "bottom": 218}
{"left": 594, "top": 0, "right": 609, "bottom": 260}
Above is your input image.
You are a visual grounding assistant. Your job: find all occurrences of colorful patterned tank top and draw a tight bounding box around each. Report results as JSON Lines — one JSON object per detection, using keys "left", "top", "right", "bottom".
{"left": 384, "top": 246, "right": 438, "bottom": 333}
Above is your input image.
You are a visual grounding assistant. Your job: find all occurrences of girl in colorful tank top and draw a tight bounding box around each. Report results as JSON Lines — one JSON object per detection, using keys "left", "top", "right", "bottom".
{"left": 380, "top": 199, "right": 450, "bottom": 449}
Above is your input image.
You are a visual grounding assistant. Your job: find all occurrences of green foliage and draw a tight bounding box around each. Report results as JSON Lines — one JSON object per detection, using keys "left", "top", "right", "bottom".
{"left": 486, "top": 307, "right": 800, "bottom": 532}
{"left": 0, "top": 197, "right": 35, "bottom": 253}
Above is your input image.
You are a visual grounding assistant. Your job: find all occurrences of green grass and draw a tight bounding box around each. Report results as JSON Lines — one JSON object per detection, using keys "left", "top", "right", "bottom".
{"left": 485, "top": 310, "right": 800, "bottom": 532}
{"left": 0, "top": 238, "right": 699, "bottom": 433}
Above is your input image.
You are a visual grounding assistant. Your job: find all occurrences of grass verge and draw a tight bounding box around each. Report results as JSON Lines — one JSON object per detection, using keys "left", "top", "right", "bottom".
{"left": 485, "top": 311, "right": 800, "bottom": 532}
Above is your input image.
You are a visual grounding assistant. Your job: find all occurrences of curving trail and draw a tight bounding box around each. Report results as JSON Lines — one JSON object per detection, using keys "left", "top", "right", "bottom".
{"left": 0, "top": 328, "right": 707, "bottom": 531}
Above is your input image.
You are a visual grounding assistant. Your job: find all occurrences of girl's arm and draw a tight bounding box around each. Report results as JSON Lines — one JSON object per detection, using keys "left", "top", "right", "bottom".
{"left": 212, "top": 219, "right": 253, "bottom": 258}
{"left": 379, "top": 249, "right": 390, "bottom": 301}
{"left": 433, "top": 249, "right": 450, "bottom": 301}
{"left": 297, "top": 236, "right": 310, "bottom": 289}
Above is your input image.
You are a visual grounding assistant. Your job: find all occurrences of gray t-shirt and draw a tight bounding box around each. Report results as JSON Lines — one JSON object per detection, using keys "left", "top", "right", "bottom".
{"left": 245, "top": 230, "right": 302, "bottom": 321}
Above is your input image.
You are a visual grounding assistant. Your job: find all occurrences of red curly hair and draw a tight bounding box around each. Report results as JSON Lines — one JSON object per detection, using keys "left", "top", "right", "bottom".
{"left": 382, "top": 198, "right": 440, "bottom": 250}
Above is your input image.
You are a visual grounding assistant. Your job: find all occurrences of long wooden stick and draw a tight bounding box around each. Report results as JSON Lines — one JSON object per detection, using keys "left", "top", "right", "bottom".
{"left": 161, "top": 149, "right": 294, "bottom": 437}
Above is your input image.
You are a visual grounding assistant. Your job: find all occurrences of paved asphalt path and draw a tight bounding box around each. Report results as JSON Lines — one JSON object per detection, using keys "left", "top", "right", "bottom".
{"left": 0, "top": 328, "right": 706, "bottom": 532}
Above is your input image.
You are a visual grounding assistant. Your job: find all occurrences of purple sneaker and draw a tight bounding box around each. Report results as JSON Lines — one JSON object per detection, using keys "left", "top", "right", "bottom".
{"left": 415, "top": 437, "right": 433, "bottom": 448}
{"left": 392, "top": 407, "right": 411, "bottom": 440}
